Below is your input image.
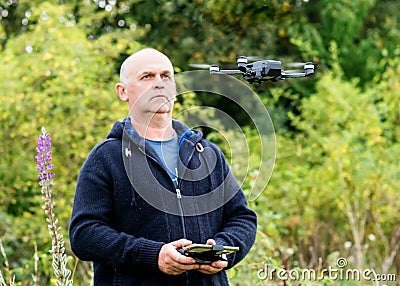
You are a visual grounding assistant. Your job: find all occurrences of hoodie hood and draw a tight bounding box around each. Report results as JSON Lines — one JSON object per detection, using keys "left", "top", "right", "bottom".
{"left": 106, "top": 117, "right": 204, "bottom": 148}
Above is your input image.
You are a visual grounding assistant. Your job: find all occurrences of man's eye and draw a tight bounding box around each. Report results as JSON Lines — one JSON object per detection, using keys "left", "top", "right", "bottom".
{"left": 162, "top": 74, "right": 170, "bottom": 79}
{"left": 142, "top": 74, "right": 151, "bottom": 79}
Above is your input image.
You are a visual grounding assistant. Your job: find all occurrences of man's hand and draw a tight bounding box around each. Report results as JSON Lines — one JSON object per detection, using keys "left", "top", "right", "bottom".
{"left": 197, "top": 239, "right": 228, "bottom": 275}
{"left": 158, "top": 239, "right": 200, "bottom": 275}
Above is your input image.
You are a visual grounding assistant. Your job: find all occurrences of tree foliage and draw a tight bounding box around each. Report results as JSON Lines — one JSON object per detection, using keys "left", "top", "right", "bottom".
{"left": 1, "top": 0, "right": 400, "bottom": 284}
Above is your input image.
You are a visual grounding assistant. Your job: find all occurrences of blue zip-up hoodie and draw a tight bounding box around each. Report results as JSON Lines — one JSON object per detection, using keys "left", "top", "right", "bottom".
{"left": 69, "top": 119, "right": 257, "bottom": 286}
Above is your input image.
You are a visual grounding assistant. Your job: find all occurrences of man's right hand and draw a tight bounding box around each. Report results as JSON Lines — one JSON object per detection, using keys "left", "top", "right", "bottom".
{"left": 158, "top": 239, "right": 200, "bottom": 275}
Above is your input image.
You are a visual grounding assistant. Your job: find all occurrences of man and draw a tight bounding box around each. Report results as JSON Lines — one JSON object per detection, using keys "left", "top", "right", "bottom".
{"left": 69, "top": 48, "right": 257, "bottom": 285}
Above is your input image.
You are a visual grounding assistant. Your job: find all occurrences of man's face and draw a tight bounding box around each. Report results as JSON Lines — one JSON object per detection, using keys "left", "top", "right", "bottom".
{"left": 120, "top": 51, "right": 176, "bottom": 116}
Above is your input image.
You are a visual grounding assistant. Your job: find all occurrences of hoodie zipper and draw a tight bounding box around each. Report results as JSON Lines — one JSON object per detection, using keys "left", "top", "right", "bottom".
{"left": 174, "top": 168, "right": 190, "bottom": 286}
{"left": 137, "top": 135, "right": 195, "bottom": 286}
{"left": 137, "top": 145, "right": 188, "bottom": 240}
{"left": 175, "top": 168, "right": 187, "bottom": 239}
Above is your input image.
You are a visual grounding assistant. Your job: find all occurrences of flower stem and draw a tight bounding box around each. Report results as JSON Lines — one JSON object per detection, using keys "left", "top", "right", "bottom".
{"left": 36, "top": 127, "right": 72, "bottom": 286}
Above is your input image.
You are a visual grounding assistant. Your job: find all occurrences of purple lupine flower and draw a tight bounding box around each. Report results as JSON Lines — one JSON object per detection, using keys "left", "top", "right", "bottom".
{"left": 36, "top": 127, "right": 54, "bottom": 184}
{"left": 36, "top": 127, "right": 73, "bottom": 286}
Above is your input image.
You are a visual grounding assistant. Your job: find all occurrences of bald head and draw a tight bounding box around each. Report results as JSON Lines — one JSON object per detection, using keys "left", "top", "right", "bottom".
{"left": 119, "top": 48, "right": 174, "bottom": 84}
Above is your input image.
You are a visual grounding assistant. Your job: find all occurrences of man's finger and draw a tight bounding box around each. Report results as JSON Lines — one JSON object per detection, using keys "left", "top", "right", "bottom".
{"left": 198, "top": 260, "right": 228, "bottom": 274}
{"left": 171, "top": 238, "right": 192, "bottom": 248}
{"left": 173, "top": 250, "right": 196, "bottom": 265}
{"left": 206, "top": 238, "right": 216, "bottom": 245}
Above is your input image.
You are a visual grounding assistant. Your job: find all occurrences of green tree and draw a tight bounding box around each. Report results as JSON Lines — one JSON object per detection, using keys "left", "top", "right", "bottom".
{"left": 260, "top": 58, "right": 400, "bottom": 270}
{"left": 0, "top": 2, "right": 137, "bottom": 283}
{"left": 1, "top": 0, "right": 400, "bottom": 284}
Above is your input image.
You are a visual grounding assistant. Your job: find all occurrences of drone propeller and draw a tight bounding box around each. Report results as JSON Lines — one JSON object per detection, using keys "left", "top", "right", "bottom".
{"left": 189, "top": 63, "right": 211, "bottom": 69}
{"left": 284, "top": 62, "right": 309, "bottom": 68}
{"left": 244, "top": 56, "right": 264, "bottom": 61}
{"left": 190, "top": 62, "right": 238, "bottom": 71}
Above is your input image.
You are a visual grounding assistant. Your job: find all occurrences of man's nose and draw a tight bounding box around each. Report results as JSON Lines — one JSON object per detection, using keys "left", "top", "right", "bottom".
{"left": 153, "top": 74, "right": 165, "bottom": 89}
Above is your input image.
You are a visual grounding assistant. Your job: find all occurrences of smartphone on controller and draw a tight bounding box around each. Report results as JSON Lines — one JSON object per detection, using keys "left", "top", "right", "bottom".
{"left": 178, "top": 244, "right": 239, "bottom": 264}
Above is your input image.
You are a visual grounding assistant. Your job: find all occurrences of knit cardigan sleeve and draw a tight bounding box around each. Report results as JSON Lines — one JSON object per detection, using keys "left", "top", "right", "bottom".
{"left": 209, "top": 144, "right": 258, "bottom": 269}
{"left": 69, "top": 140, "right": 164, "bottom": 270}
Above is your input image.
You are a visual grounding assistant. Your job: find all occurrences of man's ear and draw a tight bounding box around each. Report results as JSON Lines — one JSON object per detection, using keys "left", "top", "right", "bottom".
{"left": 116, "top": 83, "right": 128, "bottom": 102}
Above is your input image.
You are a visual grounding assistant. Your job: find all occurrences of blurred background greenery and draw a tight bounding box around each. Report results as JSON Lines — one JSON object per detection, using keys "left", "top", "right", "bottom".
{"left": 0, "top": 0, "right": 399, "bottom": 285}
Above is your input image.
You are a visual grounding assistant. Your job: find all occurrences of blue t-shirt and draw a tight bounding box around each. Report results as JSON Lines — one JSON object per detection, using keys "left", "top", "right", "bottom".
{"left": 146, "top": 132, "right": 179, "bottom": 187}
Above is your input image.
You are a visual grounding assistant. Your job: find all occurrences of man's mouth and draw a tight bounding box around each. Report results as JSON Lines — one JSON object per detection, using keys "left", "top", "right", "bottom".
{"left": 151, "top": 94, "right": 175, "bottom": 101}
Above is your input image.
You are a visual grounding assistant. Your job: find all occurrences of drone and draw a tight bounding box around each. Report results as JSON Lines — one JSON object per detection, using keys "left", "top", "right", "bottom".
{"left": 191, "top": 56, "right": 315, "bottom": 84}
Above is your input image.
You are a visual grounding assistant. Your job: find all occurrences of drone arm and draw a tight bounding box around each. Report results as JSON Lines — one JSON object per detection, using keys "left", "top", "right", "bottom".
{"left": 281, "top": 71, "right": 309, "bottom": 78}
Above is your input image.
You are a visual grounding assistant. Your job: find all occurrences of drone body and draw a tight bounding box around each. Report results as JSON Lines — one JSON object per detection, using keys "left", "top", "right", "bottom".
{"left": 208, "top": 56, "right": 315, "bottom": 83}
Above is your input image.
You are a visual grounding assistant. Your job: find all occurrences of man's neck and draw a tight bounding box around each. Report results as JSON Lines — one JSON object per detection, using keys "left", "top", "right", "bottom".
{"left": 130, "top": 115, "right": 174, "bottom": 141}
